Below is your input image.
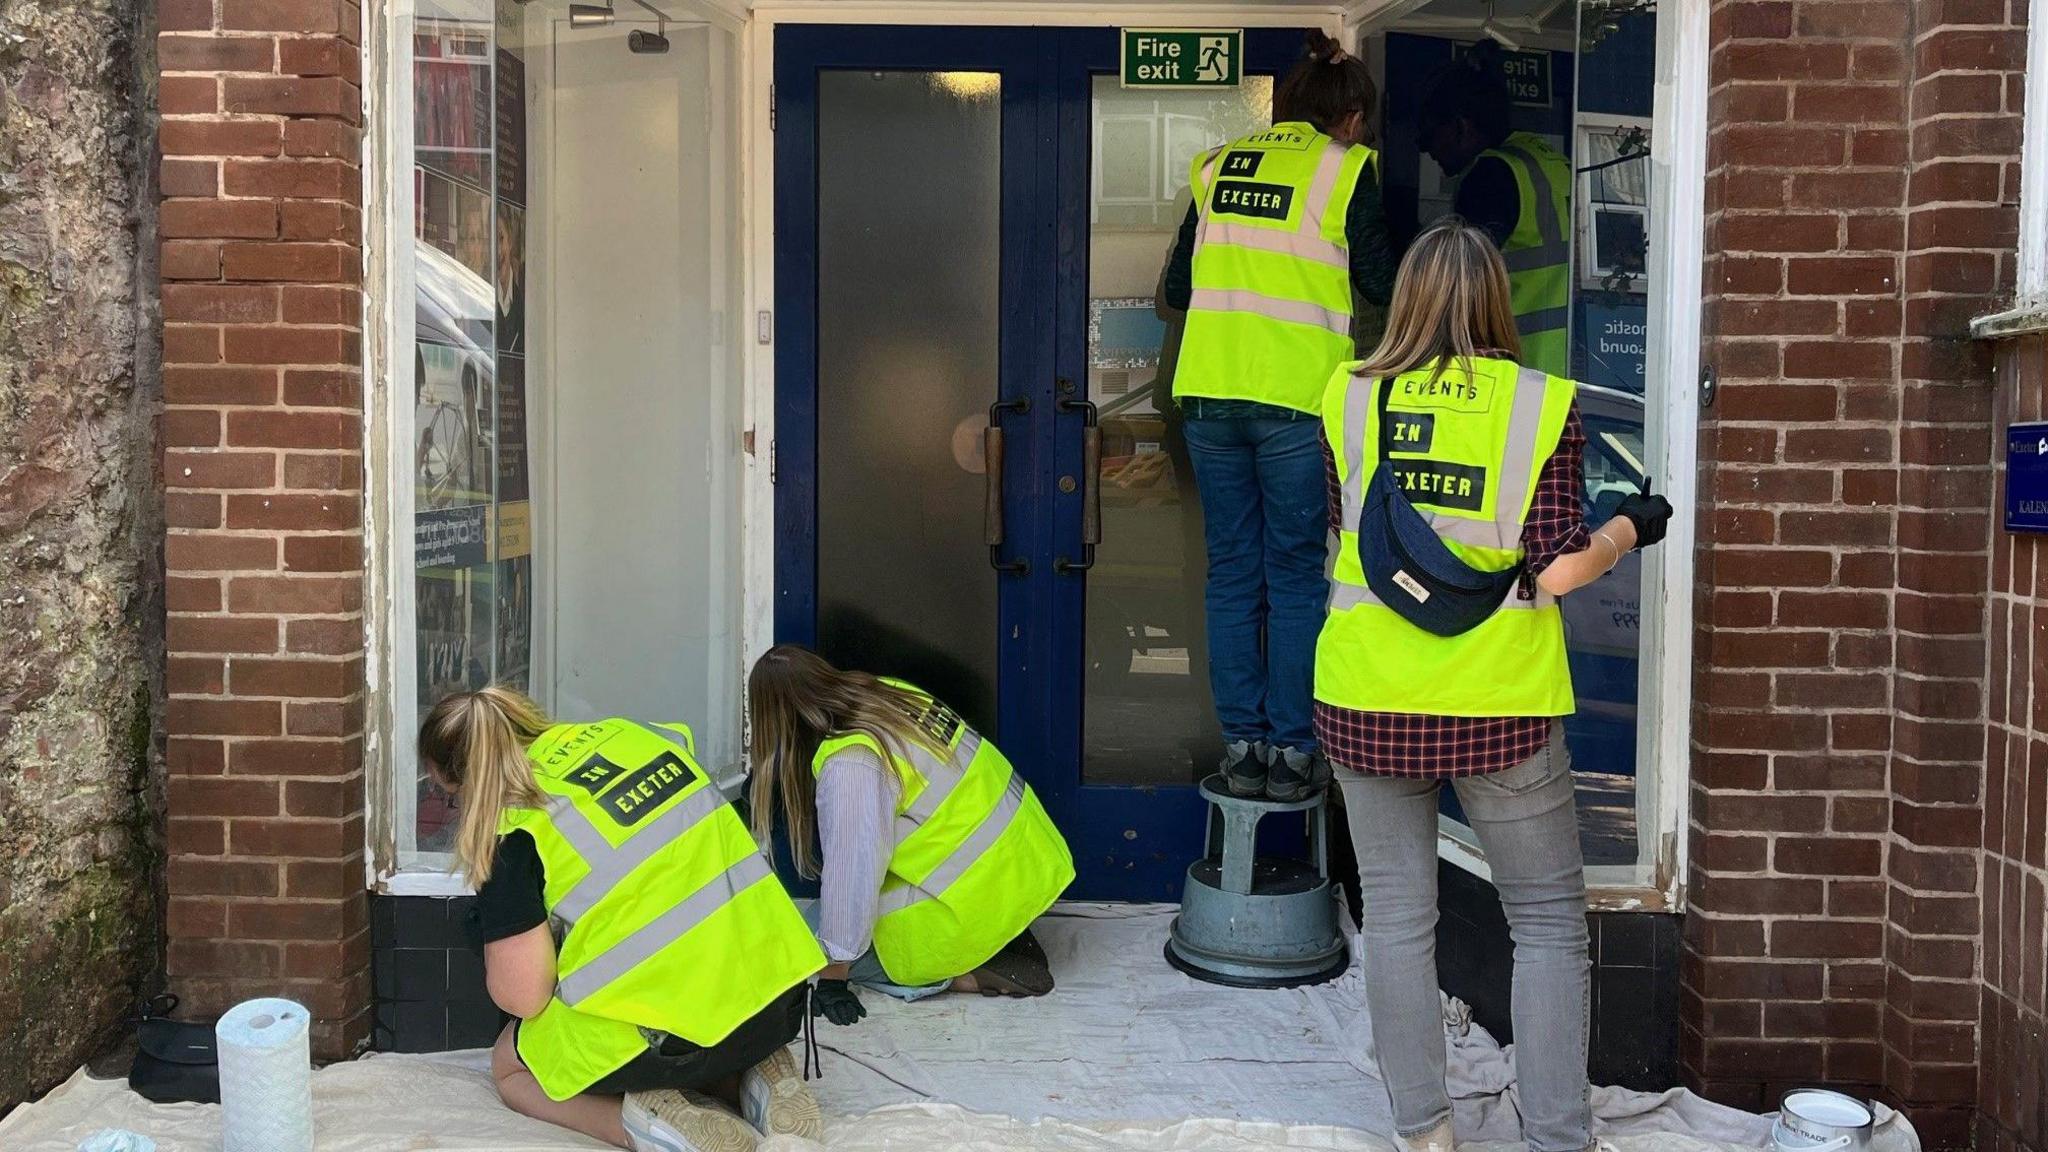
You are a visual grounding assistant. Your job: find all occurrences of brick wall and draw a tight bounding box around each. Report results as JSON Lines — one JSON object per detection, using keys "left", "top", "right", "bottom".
{"left": 1686, "top": 0, "right": 2024, "bottom": 1138}
{"left": 156, "top": 0, "right": 370, "bottom": 1060}
{"left": 1981, "top": 332, "right": 2048, "bottom": 1152}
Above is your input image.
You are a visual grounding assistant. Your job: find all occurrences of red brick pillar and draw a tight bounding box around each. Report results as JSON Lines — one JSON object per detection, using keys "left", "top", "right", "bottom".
{"left": 1882, "top": 4, "right": 2026, "bottom": 1143}
{"left": 157, "top": 0, "right": 370, "bottom": 1059}
{"left": 1684, "top": 0, "right": 1911, "bottom": 1106}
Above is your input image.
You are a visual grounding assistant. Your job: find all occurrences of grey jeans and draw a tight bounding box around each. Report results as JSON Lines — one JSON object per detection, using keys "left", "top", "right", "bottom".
{"left": 1336, "top": 723, "right": 1592, "bottom": 1152}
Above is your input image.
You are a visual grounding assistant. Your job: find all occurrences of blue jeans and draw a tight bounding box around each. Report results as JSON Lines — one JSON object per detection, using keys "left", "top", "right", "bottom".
{"left": 1182, "top": 415, "right": 1329, "bottom": 754}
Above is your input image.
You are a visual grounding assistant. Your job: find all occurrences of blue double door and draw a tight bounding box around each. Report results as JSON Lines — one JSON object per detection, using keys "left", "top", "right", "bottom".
{"left": 774, "top": 24, "right": 1311, "bottom": 899}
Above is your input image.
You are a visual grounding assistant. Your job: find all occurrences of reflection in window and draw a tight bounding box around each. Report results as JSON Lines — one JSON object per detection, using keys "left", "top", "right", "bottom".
{"left": 411, "top": 3, "right": 528, "bottom": 854}
{"left": 1081, "top": 77, "right": 1272, "bottom": 787}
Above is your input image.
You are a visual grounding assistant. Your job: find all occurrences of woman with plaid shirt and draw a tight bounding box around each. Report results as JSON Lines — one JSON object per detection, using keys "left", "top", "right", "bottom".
{"left": 1313, "top": 219, "right": 1671, "bottom": 1152}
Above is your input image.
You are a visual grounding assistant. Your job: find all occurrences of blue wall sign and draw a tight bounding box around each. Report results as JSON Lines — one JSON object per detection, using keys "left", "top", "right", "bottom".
{"left": 2009, "top": 422, "right": 2048, "bottom": 533}
{"left": 1577, "top": 298, "right": 1648, "bottom": 395}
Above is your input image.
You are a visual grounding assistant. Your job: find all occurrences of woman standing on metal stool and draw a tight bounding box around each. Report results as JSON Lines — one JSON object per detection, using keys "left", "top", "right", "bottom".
{"left": 747, "top": 645, "right": 1075, "bottom": 1027}
{"left": 1313, "top": 219, "right": 1671, "bottom": 1152}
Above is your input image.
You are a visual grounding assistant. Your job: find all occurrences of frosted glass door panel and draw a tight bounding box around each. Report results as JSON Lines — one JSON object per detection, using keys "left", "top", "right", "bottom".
{"left": 816, "top": 71, "right": 1003, "bottom": 732}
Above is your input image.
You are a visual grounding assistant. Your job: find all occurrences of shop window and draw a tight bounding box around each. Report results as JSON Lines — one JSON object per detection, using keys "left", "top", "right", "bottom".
{"left": 1366, "top": 0, "right": 1691, "bottom": 894}
{"left": 379, "top": 0, "right": 743, "bottom": 875}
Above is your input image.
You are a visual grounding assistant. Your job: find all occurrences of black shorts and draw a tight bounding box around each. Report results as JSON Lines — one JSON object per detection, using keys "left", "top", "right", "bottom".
{"left": 540, "top": 986, "right": 804, "bottom": 1097}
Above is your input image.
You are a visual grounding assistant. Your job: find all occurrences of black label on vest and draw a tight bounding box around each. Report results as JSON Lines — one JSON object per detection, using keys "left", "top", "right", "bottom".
{"left": 596, "top": 751, "right": 700, "bottom": 827}
{"left": 1220, "top": 150, "right": 1263, "bottom": 177}
{"left": 1392, "top": 460, "right": 1488, "bottom": 512}
{"left": 566, "top": 752, "right": 629, "bottom": 793}
{"left": 1212, "top": 180, "right": 1294, "bottom": 220}
{"left": 1387, "top": 412, "right": 1435, "bottom": 453}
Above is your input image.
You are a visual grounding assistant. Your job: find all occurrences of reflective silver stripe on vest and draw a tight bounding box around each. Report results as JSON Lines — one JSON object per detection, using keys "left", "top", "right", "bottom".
{"left": 1327, "top": 581, "right": 1554, "bottom": 612}
{"left": 1516, "top": 306, "right": 1570, "bottom": 335}
{"left": 1188, "top": 287, "right": 1350, "bottom": 337}
{"left": 877, "top": 770, "right": 1027, "bottom": 916}
{"left": 1200, "top": 221, "right": 1348, "bottom": 269}
{"left": 1489, "top": 367, "right": 1554, "bottom": 541}
{"left": 546, "top": 722, "right": 731, "bottom": 924}
{"left": 555, "top": 853, "right": 775, "bottom": 1007}
{"left": 1300, "top": 141, "right": 1351, "bottom": 239}
{"left": 895, "top": 731, "right": 980, "bottom": 835}
{"left": 1493, "top": 141, "right": 1568, "bottom": 273}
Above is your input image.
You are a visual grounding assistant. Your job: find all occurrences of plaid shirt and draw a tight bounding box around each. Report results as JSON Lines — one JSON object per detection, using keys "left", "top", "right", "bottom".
{"left": 1315, "top": 399, "right": 1588, "bottom": 779}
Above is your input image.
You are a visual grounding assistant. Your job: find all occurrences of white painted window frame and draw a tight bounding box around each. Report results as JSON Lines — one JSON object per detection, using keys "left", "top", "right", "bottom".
{"left": 361, "top": 0, "right": 1703, "bottom": 906}
{"left": 2019, "top": 0, "right": 2048, "bottom": 309}
{"left": 1976, "top": 0, "right": 2048, "bottom": 340}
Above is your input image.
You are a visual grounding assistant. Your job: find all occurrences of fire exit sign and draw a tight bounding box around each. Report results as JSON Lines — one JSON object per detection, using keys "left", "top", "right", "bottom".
{"left": 1459, "top": 43, "right": 1552, "bottom": 107}
{"left": 1121, "top": 29, "right": 1242, "bottom": 88}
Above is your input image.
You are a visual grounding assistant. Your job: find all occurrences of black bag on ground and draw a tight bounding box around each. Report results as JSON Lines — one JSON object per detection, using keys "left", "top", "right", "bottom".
{"left": 1355, "top": 377, "right": 1522, "bottom": 637}
{"left": 129, "top": 993, "right": 221, "bottom": 1104}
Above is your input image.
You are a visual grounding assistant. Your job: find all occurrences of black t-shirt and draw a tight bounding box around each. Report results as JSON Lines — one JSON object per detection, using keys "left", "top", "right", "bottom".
{"left": 475, "top": 830, "right": 550, "bottom": 944}
{"left": 1452, "top": 155, "right": 1521, "bottom": 251}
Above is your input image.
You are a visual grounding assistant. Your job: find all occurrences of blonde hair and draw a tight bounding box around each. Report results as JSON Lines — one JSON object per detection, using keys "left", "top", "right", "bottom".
{"left": 746, "top": 645, "right": 945, "bottom": 877}
{"left": 1354, "top": 216, "right": 1522, "bottom": 386}
{"left": 418, "top": 685, "right": 552, "bottom": 884}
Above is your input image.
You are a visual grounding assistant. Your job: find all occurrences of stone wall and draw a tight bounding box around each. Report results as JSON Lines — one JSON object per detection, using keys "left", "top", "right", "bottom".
{"left": 0, "top": 0, "right": 164, "bottom": 1111}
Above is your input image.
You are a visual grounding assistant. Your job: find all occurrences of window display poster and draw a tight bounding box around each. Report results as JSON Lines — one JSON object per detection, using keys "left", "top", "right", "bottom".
{"left": 493, "top": 5, "right": 533, "bottom": 695}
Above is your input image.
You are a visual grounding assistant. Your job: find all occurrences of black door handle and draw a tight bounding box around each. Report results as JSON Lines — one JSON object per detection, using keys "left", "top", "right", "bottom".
{"left": 1055, "top": 392, "right": 1100, "bottom": 575}
{"left": 985, "top": 398, "right": 1029, "bottom": 574}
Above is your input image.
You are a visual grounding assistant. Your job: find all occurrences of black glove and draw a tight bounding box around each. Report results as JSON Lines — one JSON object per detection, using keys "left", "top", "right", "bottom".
{"left": 1614, "top": 476, "right": 1673, "bottom": 550}
{"left": 811, "top": 979, "right": 866, "bottom": 1026}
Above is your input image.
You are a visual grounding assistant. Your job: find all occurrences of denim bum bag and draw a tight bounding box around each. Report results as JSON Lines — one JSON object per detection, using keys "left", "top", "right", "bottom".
{"left": 1355, "top": 377, "right": 1523, "bottom": 637}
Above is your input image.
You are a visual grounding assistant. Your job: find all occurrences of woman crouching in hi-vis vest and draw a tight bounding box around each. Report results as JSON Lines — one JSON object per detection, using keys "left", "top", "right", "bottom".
{"left": 1314, "top": 219, "right": 1671, "bottom": 1152}
{"left": 420, "top": 687, "right": 828, "bottom": 1152}
{"left": 746, "top": 645, "right": 1076, "bottom": 1027}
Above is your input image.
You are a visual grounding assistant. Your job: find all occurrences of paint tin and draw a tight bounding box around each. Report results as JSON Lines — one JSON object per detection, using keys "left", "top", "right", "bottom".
{"left": 1774, "top": 1089, "right": 1875, "bottom": 1152}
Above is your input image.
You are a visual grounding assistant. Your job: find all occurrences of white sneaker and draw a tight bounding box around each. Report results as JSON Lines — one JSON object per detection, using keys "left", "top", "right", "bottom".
{"left": 1399, "top": 1119, "right": 1456, "bottom": 1152}
{"left": 741, "top": 1046, "right": 824, "bottom": 1141}
{"left": 622, "top": 1089, "right": 760, "bottom": 1152}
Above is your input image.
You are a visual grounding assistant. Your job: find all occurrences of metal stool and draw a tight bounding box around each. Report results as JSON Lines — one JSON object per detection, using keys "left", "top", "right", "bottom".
{"left": 1164, "top": 774, "right": 1348, "bottom": 988}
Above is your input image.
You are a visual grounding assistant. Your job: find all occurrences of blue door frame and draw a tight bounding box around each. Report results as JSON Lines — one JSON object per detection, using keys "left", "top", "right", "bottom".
{"left": 775, "top": 24, "right": 1311, "bottom": 900}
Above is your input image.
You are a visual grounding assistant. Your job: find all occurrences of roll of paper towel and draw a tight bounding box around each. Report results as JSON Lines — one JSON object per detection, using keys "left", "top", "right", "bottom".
{"left": 215, "top": 997, "right": 313, "bottom": 1152}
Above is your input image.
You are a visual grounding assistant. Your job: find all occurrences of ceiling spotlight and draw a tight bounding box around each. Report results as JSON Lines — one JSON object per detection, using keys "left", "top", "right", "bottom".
{"left": 568, "top": 2, "right": 614, "bottom": 27}
{"left": 626, "top": 0, "right": 670, "bottom": 53}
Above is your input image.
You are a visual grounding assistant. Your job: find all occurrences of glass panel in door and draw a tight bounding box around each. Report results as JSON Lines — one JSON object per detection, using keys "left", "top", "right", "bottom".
{"left": 814, "top": 70, "right": 1004, "bottom": 732}
{"left": 1081, "top": 76, "right": 1274, "bottom": 786}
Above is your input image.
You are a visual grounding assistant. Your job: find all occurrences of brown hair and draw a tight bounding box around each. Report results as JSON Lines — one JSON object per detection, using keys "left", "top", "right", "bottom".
{"left": 418, "top": 685, "right": 552, "bottom": 884}
{"left": 1354, "top": 216, "right": 1521, "bottom": 385}
{"left": 1273, "top": 30, "right": 1376, "bottom": 141}
{"left": 746, "top": 645, "right": 944, "bottom": 876}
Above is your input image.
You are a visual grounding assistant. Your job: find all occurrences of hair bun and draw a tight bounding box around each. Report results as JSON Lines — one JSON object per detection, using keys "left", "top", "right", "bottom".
{"left": 1304, "top": 29, "right": 1346, "bottom": 63}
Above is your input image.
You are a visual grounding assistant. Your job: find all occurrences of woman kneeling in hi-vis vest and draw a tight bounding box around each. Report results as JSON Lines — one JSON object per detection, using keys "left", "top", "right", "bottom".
{"left": 747, "top": 645, "right": 1076, "bottom": 1026}
{"left": 421, "top": 687, "right": 827, "bottom": 1152}
{"left": 1314, "top": 220, "right": 1671, "bottom": 1152}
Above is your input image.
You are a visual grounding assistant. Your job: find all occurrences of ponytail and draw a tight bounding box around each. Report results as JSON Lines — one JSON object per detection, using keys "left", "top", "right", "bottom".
{"left": 419, "top": 685, "right": 551, "bottom": 884}
{"left": 1274, "top": 30, "right": 1377, "bottom": 141}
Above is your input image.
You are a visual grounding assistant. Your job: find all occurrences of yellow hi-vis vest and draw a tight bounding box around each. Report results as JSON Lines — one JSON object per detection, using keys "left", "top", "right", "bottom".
{"left": 503, "top": 719, "right": 824, "bottom": 1101}
{"left": 1478, "top": 131, "right": 1572, "bottom": 378}
{"left": 1315, "top": 357, "right": 1578, "bottom": 717}
{"left": 811, "top": 683, "right": 1075, "bottom": 987}
{"left": 1173, "top": 122, "right": 1376, "bottom": 415}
